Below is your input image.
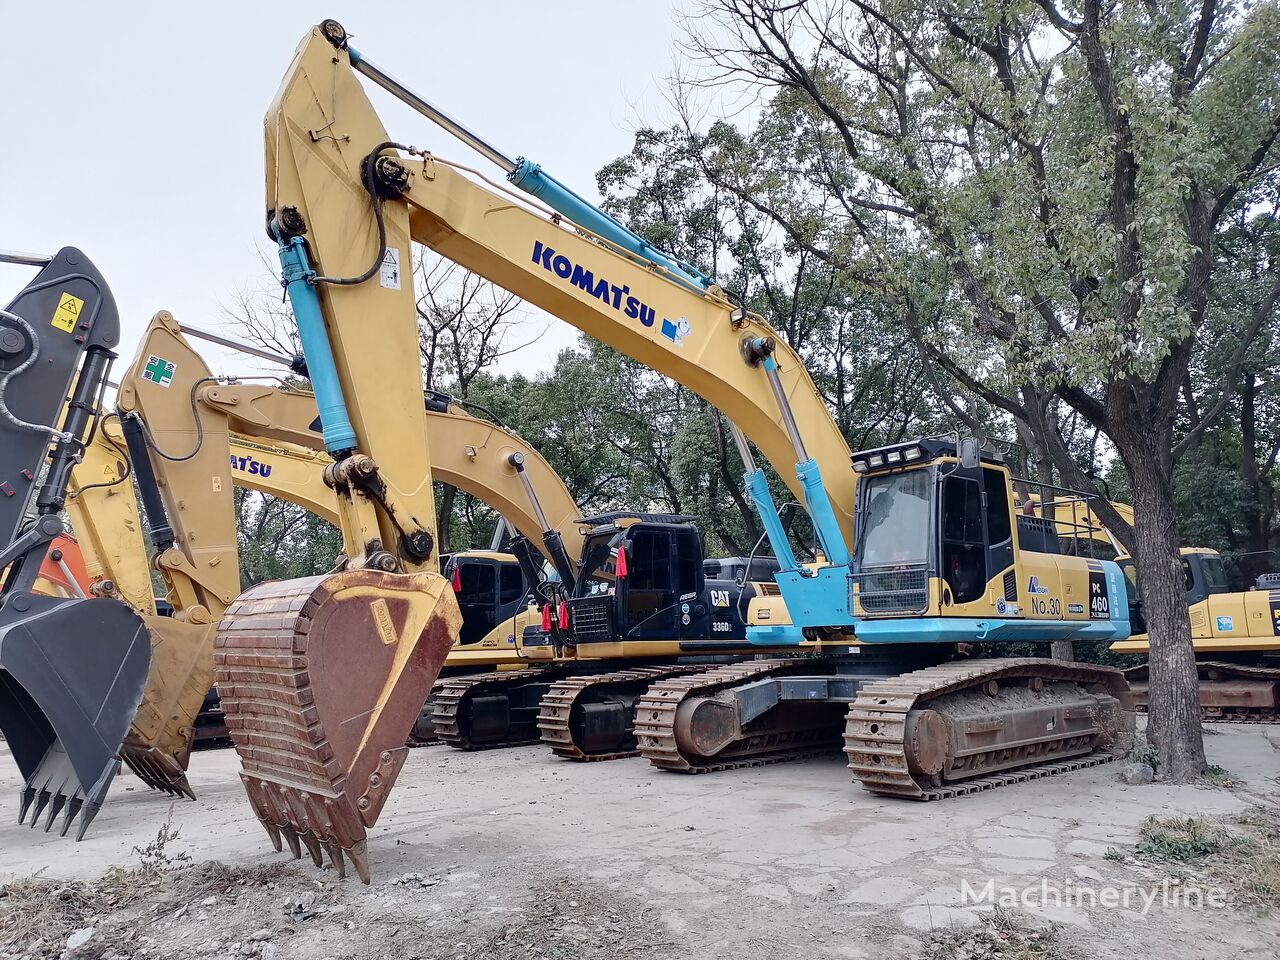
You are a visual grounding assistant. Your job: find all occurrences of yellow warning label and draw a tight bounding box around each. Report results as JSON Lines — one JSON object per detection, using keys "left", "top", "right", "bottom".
{"left": 212, "top": 476, "right": 223, "bottom": 493}
{"left": 371, "top": 598, "right": 398, "bottom": 646}
{"left": 51, "top": 292, "right": 84, "bottom": 333}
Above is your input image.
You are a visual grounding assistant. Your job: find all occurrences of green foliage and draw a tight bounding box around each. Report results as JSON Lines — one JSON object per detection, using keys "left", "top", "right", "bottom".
{"left": 1136, "top": 815, "right": 1227, "bottom": 862}
{"left": 235, "top": 488, "right": 342, "bottom": 587}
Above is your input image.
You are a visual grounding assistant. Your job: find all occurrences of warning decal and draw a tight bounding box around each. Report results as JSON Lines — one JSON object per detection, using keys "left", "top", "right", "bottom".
{"left": 51, "top": 292, "right": 84, "bottom": 333}
{"left": 379, "top": 248, "right": 401, "bottom": 290}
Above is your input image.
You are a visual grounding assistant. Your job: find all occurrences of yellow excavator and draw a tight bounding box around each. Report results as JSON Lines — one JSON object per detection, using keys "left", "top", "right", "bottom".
{"left": 67, "top": 312, "right": 586, "bottom": 809}
{"left": 206, "top": 20, "right": 1132, "bottom": 881}
{"left": 1027, "top": 495, "right": 1280, "bottom": 720}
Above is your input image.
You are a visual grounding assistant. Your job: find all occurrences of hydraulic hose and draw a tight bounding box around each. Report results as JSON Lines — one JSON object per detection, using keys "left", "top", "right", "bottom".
{"left": 0, "top": 307, "right": 71, "bottom": 443}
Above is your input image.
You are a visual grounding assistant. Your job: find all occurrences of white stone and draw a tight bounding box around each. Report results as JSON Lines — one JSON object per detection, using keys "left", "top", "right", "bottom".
{"left": 66, "top": 929, "right": 95, "bottom": 951}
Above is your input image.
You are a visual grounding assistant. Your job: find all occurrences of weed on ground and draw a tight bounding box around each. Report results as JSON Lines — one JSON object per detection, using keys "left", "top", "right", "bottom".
{"left": 916, "top": 907, "right": 1070, "bottom": 960}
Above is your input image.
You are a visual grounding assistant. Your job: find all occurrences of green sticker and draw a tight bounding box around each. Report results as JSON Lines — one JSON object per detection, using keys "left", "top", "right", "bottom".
{"left": 142, "top": 354, "right": 176, "bottom": 387}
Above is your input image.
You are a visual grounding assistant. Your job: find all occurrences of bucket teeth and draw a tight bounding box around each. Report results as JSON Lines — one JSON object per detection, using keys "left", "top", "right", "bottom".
{"left": 325, "top": 841, "right": 346, "bottom": 880}
{"left": 75, "top": 800, "right": 102, "bottom": 841}
{"left": 301, "top": 832, "right": 324, "bottom": 868}
{"left": 43, "top": 792, "right": 67, "bottom": 832}
{"left": 29, "top": 789, "right": 52, "bottom": 829}
{"left": 262, "top": 820, "right": 283, "bottom": 853}
{"left": 281, "top": 824, "right": 303, "bottom": 860}
{"left": 121, "top": 745, "right": 196, "bottom": 800}
{"left": 59, "top": 797, "right": 83, "bottom": 838}
{"left": 17, "top": 787, "right": 35, "bottom": 825}
{"left": 347, "top": 841, "right": 371, "bottom": 885}
{"left": 18, "top": 750, "right": 104, "bottom": 841}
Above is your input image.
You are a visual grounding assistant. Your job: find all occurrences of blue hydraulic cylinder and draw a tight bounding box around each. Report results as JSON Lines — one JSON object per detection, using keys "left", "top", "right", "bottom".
{"left": 795, "top": 458, "right": 851, "bottom": 568}
{"left": 275, "top": 237, "right": 358, "bottom": 454}
{"left": 742, "top": 468, "right": 800, "bottom": 573}
{"left": 508, "top": 159, "right": 714, "bottom": 293}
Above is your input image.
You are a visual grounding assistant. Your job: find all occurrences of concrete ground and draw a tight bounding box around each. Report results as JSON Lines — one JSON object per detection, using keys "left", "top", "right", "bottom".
{"left": 2, "top": 725, "right": 1279, "bottom": 959}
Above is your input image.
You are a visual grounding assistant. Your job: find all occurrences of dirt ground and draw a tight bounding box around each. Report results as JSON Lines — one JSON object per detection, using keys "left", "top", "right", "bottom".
{"left": 2, "top": 724, "right": 1279, "bottom": 960}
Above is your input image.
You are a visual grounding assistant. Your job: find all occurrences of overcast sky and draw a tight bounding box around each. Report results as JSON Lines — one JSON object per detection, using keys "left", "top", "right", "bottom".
{"left": 2, "top": 2, "right": 694, "bottom": 380}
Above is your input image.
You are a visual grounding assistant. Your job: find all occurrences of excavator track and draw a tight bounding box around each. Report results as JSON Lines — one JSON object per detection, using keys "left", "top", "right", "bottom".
{"left": 538, "top": 664, "right": 713, "bottom": 761}
{"left": 410, "top": 669, "right": 538, "bottom": 748}
{"left": 1126, "top": 661, "right": 1280, "bottom": 722}
{"left": 431, "top": 668, "right": 564, "bottom": 750}
{"left": 407, "top": 690, "right": 443, "bottom": 747}
{"left": 635, "top": 660, "right": 846, "bottom": 772}
{"left": 845, "top": 658, "right": 1132, "bottom": 800}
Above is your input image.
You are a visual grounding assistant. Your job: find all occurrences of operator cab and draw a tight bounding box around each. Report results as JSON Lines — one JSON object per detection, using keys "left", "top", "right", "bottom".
{"left": 567, "top": 512, "right": 757, "bottom": 648}
{"left": 851, "top": 438, "right": 1015, "bottom": 615}
{"left": 1118, "top": 547, "right": 1231, "bottom": 634}
{"left": 441, "top": 551, "right": 530, "bottom": 645}
{"left": 848, "top": 437, "right": 1124, "bottom": 634}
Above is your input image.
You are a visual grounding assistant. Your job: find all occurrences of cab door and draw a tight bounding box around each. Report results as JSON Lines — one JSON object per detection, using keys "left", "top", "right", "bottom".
{"left": 454, "top": 559, "right": 499, "bottom": 645}
{"left": 672, "top": 528, "right": 711, "bottom": 641}
{"left": 619, "top": 527, "right": 677, "bottom": 639}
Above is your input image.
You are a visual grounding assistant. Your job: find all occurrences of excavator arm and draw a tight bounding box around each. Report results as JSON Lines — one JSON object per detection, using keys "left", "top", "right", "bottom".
{"left": 0, "top": 249, "right": 150, "bottom": 841}
{"left": 203, "top": 23, "right": 857, "bottom": 869}
{"left": 116, "top": 312, "right": 582, "bottom": 572}
{"left": 65, "top": 417, "right": 156, "bottom": 615}
{"left": 271, "top": 22, "right": 854, "bottom": 556}
{"left": 109, "top": 312, "right": 581, "bottom": 835}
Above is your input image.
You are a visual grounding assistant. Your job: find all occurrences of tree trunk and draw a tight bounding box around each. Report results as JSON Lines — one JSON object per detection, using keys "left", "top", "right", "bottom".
{"left": 1123, "top": 442, "right": 1207, "bottom": 780}
{"left": 436, "top": 484, "right": 457, "bottom": 554}
{"left": 1049, "top": 640, "right": 1074, "bottom": 661}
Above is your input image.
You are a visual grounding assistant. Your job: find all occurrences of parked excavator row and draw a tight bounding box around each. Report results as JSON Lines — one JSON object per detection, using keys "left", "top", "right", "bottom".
{"left": 0, "top": 21, "right": 1139, "bottom": 883}
{"left": 182, "top": 20, "right": 1136, "bottom": 882}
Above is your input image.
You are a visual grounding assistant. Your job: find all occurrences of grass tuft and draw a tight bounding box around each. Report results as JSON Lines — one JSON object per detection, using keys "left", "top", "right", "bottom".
{"left": 1122, "top": 807, "right": 1280, "bottom": 910}
{"left": 919, "top": 906, "right": 1068, "bottom": 960}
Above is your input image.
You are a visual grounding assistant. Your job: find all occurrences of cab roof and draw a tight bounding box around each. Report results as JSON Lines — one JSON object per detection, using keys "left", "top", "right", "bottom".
{"left": 577, "top": 511, "right": 697, "bottom": 530}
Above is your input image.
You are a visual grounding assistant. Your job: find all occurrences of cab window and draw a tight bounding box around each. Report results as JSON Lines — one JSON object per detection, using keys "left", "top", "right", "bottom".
{"left": 458, "top": 563, "right": 496, "bottom": 606}
{"left": 499, "top": 564, "right": 525, "bottom": 605}
{"left": 982, "top": 469, "right": 1011, "bottom": 545}
{"left": 942, "top": 475, "right": 986, "bottom": 604}
{"left": 674, "top": 530, "right": 701, "bottom": 594}
{"left": 626, "top": 528, "right": 673, "bottom": 623}
{"left": 1201, "top": 557, "right": 1230, "bottom": 594}
{"left": 628, "top": 529, "right": 672, "bottom": 592}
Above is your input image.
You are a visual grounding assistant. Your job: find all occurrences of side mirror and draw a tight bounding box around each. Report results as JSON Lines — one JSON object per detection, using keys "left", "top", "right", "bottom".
{"left": 959, "top": 437, "right": 981, "bottom": 469}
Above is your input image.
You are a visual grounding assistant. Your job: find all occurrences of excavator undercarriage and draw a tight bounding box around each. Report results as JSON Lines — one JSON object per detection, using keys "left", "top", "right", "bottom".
{"left": 1124, "top": 659, "right": 1280, "bottom": 722}
{"left": 628, "top": 655, "right": 1128, "bottom": 791}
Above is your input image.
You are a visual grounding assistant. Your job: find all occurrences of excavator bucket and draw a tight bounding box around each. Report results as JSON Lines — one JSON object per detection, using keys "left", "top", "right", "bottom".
{"left": 119, "top": 619, "right": 215, "bottom": 799}
{"left": 0, "top": 247, "right": 151, "bottom": 839}
{"left": 0, "top": 595, "right": 149, "bottom": 836}
{"left": 215, "top": 569, "right": 459, "bottom": 883}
